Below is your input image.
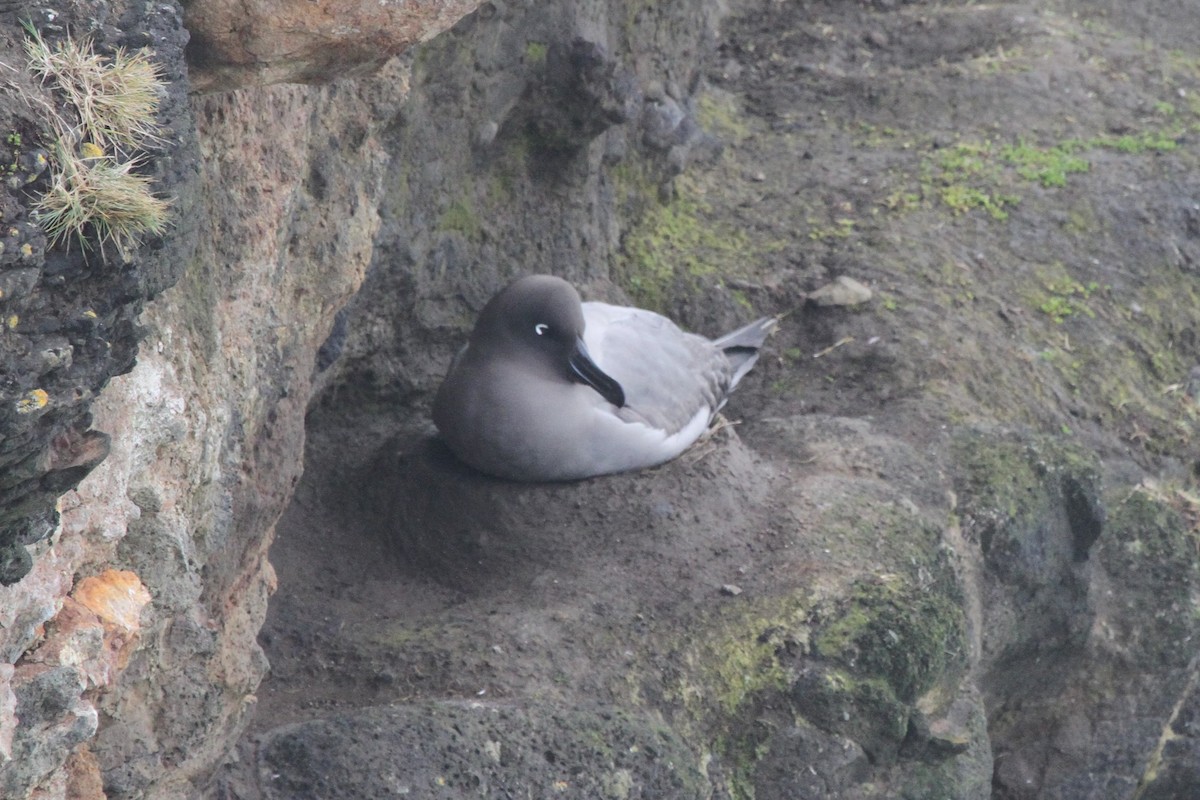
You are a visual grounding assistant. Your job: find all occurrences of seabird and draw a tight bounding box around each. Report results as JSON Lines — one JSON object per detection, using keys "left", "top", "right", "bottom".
{"left": 433, "top": 274, "right": 776, "bottom": 481}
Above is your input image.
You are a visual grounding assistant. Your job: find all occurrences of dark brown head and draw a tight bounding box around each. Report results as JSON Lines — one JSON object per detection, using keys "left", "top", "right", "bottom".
{"left": 470, "top": 275, "right": 624, "bottom": 407}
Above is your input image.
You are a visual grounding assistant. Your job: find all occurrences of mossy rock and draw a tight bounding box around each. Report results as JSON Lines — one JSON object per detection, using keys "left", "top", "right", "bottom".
{"left": 1096, "top": 484, "right": 1200, "bottom": 669}
{"left": 661, "top": 592, "right": 809, "bottom": 729}
{"left": 951, "top": 429, "right": 1103, "bottom": 585}
{"left": 787, "top": 568, "right": 966, "bottom": 765}
{"left": 812, "top": 575, "right": 966, "bottom": 704}
{"left": 951, "top": 428, "right": 1103, "bottom": 662}
{"left": 791, "top": 667, "right": 911, "bottom": 762}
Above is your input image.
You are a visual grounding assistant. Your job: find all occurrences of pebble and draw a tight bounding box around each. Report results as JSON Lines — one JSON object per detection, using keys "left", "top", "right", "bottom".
{"left": 808, "top": 275, "right": 873, "bottom": 307}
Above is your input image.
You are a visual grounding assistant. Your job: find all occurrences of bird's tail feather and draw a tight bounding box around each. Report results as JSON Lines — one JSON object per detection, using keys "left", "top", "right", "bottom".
{"left": 715, "top": 316, "right": 778, "bottom": 389}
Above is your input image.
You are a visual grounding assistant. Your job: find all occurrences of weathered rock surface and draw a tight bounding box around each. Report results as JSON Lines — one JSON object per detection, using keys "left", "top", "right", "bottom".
{"left": 223, "top": 702, "right": 711, "bottom": 799}
{"left": 0, "top": 1, "right": 196, "bottom": 793}
{"left": 0, "top": 0, "right": 195, "bottom": 587}
{"left": 1, "top": 7, "right": 399, "bottom": 797}
{"left": 76, "top": 78, "right": 394, "bottom": 799}
{"left": 184, "top": 0, "right": 481, "bottom": 92}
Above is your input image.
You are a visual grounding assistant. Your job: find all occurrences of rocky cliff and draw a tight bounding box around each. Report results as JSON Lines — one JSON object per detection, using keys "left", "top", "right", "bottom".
{"left": 0, "top": 0, "right": 468, "bottom": 797}
{"left": 3, "top": 0, "right": 1200, "bottom": 798}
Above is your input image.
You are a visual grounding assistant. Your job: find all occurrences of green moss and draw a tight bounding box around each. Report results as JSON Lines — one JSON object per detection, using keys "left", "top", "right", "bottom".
{"left": 937, "top": 141, "right": 993, "bottom": 177}
{"left": 1023, "top": 264, "right": 1200, "bottom": 456}
{"left": 925, "top": 141, "right": 1019, "bottom": 219}
{"left": 883, "top": 189, "right": 921, "bottom": 213}
{"left": 666, "top": 593, "right": 808, "bottom": 722}
{"left": 637, "top": 500, "right": 969, "bottom": 792}
{"left": 807, "top": 217, "right": 857, "bottom": 240}
{"left": 1095, "top": 129, "right": 1180, "bottom": 153}
{"left": 722, "top": 728, "right": 772, "bottom": 800}
{"left": 615, "top": 169, "right": 751, "bottom": 311}
{"left": 695, "top": 91, "right": 751, "bottom": 142}
{"left": 1001, "top": 139, "right": 1091, "bottom": 187}
{"left": 939, "top": 183, "right": 1016, "bottom": 220}
{"left": 438, "top": 198, "right": 480, "bottom": 239}
{"left": 1097, "top": 484, "right": 1200, "bottom": 668}
{"left": 894, "top": 124, "right": 1187, "bottom": 221}
{"left": 952, "top": 430, "right": 1102, "bottom": 582}
{"left": 1103, "top": 487, "right": 1197, "bottom": 580}
{"left": 1153, "top": 100, "right": 1177, "bottom": 117}
{"left": 650, "top": 592, "right": 813, "bottom": 800}
{"left": 812, "top": 575, "right": 966, "bottom": 703}
{"left": 1030, "top": 270, "right": 1100, "bottom": 323}
{"left": 953, "top": 432, "right": 1097, "bottom": 517}
{"left": 759, "top": 499, "right": 971, "bottom": 765}
{"left": 524, "top": 41, "right": 548, "bottom": 64}
{"left": 643, "top": 594, "right": 811, "bottom": 800}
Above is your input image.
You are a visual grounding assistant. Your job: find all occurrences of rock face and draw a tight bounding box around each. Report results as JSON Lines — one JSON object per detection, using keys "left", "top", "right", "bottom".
{"left": 184, "top": 0, "right": 481, "bottom": 92}
{"left": 3, "top": 0, "right": 1200, "bottom": 798}
{"left": 77, "top": 79, "right": 394, "bottom": 798}
{"left": 0, "top": 2, "right": 401, "bottom": 795}
{"left": 0, "top": 1, "right": 196, "bottom": 792}
{"left": 0, "top": 0, "right": 195, "bottom": 588}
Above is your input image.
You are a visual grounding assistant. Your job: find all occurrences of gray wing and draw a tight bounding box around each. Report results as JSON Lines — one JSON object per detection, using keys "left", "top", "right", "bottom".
{"left": 582, "top": 302, "right": 731, "bottom": 434}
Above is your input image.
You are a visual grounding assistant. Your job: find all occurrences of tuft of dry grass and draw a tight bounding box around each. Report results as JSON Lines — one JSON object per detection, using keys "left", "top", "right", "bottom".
{"left": 36, "top": 140, "right": 169, "bottom": 256}
{"left": 22, "top": 24, "right": 170, "bottom": 260}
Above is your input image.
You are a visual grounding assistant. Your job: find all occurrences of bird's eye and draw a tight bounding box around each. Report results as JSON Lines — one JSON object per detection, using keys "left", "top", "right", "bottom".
{"left": 534, "top": 323, "right": 549, "bottom": 336}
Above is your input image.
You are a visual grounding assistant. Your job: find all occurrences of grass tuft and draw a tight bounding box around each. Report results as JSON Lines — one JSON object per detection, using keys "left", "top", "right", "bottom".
{"left": 22, "top": 23, "right": 170, "bottom": 260}
{"left": 36, "top": 140, "right": 169, "bottom": 256}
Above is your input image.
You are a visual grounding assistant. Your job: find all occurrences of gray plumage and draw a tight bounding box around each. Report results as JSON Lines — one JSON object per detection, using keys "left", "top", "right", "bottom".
{"left": 433, "top": 275, "right": 776, "bottom": 481}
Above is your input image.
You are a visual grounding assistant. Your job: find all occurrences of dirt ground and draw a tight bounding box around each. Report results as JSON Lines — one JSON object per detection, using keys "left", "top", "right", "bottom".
{"left": 222, "top": 1, "right": 1200, "bottom": 797}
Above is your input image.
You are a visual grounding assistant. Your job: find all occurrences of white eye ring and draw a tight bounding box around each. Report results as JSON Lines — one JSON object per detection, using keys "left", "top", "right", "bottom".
{"left": 534, "top": 323, "right": 549, "bottom": 336}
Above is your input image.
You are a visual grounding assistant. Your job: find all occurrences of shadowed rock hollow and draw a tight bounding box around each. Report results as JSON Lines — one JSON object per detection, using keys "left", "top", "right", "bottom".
{"left": 2, "top": 0, "right": 1200, "bottom": 798}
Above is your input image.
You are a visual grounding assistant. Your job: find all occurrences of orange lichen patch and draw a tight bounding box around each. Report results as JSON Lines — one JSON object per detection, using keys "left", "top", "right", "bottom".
{"left": 62, "top": 570, "right": 153, "bottom": 680}
{"left": 73, "top": 570, "right": 151, "bottom": 629}
{"left": 15, "top": 388, "right": 49, "bottom": 414}
{"left": 65, "top": 744, "right": 106, "bottom": 800}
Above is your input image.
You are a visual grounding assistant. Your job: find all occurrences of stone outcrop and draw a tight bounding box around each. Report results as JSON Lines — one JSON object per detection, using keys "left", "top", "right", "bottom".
{"left": 77, "top": 79, "right": 394, "bottom": 798}
{"left": 221, "top": 0, "right": 1200, "bottom": 795}
{"left": 0, "top": 2, "right": 402, "bottom": 794}
{"left": 0, "top": 2, "right": 196, "bottom": 792}
{"left": 0, "top": 0, "right": 195, "bottom": 589}
{"left": 184, "top": 0, "right": 481, "bottom": 92}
